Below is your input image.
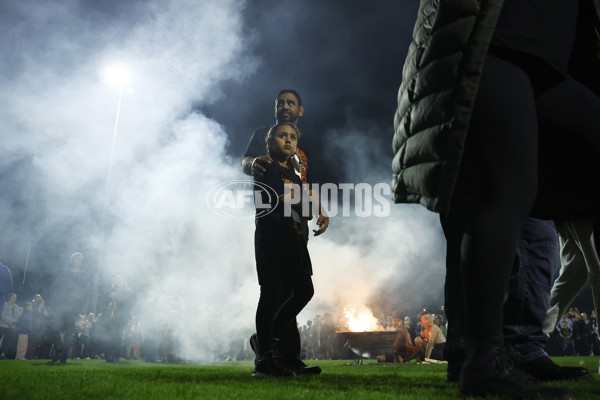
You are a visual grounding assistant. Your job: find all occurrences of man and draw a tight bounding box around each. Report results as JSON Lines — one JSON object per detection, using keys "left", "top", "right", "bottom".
{"left": 49, "top": 252, "right": 91, "bottom": 364}
{"left": 243, "top": 90, "right": 307, "bottom": 180}
{"left": 242, "top": 89, "right": 327, "bottom": 375}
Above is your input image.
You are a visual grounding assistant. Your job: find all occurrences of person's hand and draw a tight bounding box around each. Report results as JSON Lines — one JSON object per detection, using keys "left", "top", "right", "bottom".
{"left": 251, "top": 156, "right": 272, "bottom": 177}
{"left": 313, "top": 213, "right": 329, "bottom": 236}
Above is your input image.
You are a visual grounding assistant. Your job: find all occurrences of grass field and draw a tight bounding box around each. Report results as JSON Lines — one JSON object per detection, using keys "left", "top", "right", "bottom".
{"left": 0, "top": 357, "right": 598, "bottom": 400}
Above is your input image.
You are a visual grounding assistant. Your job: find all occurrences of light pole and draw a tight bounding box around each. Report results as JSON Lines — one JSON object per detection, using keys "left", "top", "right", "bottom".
{"left": 90, "top": 65, "right": 132, "bottom": 313}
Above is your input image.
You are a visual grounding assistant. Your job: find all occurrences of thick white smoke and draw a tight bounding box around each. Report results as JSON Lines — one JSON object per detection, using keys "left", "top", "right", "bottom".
{"left": 300, "top": 121, "right": 446, "bottom": 328}
{"left": 1, "top": 0, "right": 261, "bottom": 361}
{"left": 0, "top": 0, "right": 445, "bottom": 362}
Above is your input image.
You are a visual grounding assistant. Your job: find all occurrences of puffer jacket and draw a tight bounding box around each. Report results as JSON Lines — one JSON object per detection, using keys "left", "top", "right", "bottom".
{"left": 392, "top": 0, "right": 600, "bottom": 216}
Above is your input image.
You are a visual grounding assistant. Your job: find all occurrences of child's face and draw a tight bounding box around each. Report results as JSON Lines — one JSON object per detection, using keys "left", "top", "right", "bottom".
{"left": 270, "top": 125, "right": 298, "bottom": 159}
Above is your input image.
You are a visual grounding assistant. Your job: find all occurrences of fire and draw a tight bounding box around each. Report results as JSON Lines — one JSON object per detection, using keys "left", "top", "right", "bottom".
{"left": 344, "top": 308, "right": 381, "bottom": 332}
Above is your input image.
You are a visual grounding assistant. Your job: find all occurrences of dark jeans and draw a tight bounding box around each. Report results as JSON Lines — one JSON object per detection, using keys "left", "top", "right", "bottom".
{"left": 504, "top": 218, "right": 558, "bottom": 362}
{"left": 0, "top": 327, "right": 18, "bottom": 358}
{"left": 442, "top": 217, "right": 558, "bottom": 363}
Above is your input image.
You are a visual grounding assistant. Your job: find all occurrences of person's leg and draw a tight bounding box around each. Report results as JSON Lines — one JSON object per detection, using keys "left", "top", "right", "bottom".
{"left": 504, "top": 218, "right": 557, "bottom": 362}
{"left": 536, "top": 77, "right": 600, "bottom": 320}
{"left": 565, "top": 221, "right": 600, "bottom": 322}
{"left": 276, "top": 279, "right": 302, "bottom": 362}
{"left": 254, "top": 279, "right": 295, "bottom": 377}
{"left": 60, "top": 316, "right": 77, "bottom": 363}
{"left": 272, "top": 274, "right": 314, "bottom": 339}
{"left": 255, "top": 281, "right": 280, "bottom": 358}
{"left": 0, "top": 327, "right": 7, "bottom": 358}
{"left": 16, "top": 334, "right": 28, "bottom": 360}
{"left": 440, "top": 212, "right": 467, "bottom": 381}
{"left": 546, "top": 222, "right": 592, "bottom": 332}
{"left": 460, "top": 53, "right": 538, "bottom": 361}
{"left": 503, "top": 218, "right": 591, "bottom": 380}
{"left": 455, "top": 54, "right": 573, "bottom": 398}
{"left": 7, "top": 328, "right": 18, "bottom": 359}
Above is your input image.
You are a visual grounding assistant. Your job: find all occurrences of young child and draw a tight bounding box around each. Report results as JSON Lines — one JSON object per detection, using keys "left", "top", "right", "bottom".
{"left": 559, "top": 320, "right": 574, "bottom": 356}
{"left": 252, "top": 122, "right": 324, "bottom": 377}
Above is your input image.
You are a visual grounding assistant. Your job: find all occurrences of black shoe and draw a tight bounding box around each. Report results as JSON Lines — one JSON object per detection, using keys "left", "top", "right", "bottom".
{"left": 446, "top": 361, "right": 462, "bottom": 383}
{"left": 284, "top": 358, "right": 321, "bottom": 376}
{"left": 519, "top": 356, "right": 592, "bottom": 382}
{"left": 252, "top": 353, "right": 295, "bottom": 378}
{"left": 459, "top": 347, "right": 575, "bottom": 399}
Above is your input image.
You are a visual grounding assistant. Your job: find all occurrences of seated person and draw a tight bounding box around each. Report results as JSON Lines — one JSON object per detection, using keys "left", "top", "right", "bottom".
{"left": 414, "top": 312, "right": 446, "bottom": 361}
{"left": 377, "top": 314, "right": 420, "bottom": 363}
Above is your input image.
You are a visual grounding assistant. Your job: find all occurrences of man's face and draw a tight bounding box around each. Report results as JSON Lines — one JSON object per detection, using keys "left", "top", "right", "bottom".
{"left": 275, "top": 92, "right": 303, "bottom": 124}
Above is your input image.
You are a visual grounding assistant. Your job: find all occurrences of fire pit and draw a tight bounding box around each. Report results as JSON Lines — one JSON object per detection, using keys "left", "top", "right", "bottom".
{"left": 337, "top": 331, "right": 398, "bottom": 359}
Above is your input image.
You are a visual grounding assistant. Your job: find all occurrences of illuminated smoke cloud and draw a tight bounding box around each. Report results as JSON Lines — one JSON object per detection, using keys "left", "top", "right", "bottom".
{"left": 0, "top": 0, "right": 444, "bottom": 361}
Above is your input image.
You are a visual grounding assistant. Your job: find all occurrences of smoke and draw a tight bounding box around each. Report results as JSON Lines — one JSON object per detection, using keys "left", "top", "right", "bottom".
{"left": 0, "top": 0, "right": 445, "bottom": 362}
{"left": 1, "top": 0, "right": 261, "bottom": 361}
{"left": 299, "top": 118, "right": 446, "bottom": 326}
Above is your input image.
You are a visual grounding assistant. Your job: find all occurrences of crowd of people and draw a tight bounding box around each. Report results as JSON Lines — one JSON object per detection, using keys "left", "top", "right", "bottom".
{"left": 0, "top": 254, "right": 187, "bottom": 364}
{"left": 546, "top": 308, "right": 600, "bottom": 357}
{"left": 227, "top": 306, "right": 600, "bottom": 365}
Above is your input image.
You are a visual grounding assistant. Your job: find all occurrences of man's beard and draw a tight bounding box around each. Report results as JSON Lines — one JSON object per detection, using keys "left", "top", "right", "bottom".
{"left": 277, "top": 110, "right": 296, "bottom": 122}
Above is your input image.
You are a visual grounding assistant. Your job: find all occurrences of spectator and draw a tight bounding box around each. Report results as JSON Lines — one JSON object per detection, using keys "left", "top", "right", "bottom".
{"left": 404, "top": 316, "right": 417, "bottom": 344}
{"left": 414, "top": 312, "right": 446, "bottom": 361}
{"left": 559, "top": 320, "right": 574, "bottom": 356}
{"left": 15, "top": 302, "right": 34, "bottom": 360}
{"left": 558, "top": 314, "right": 574, "bottom": 331}
{"left": 0, "top": 261, "right": 13, "bottom": 317}
{"left": 49, "top": 251, "right": 91, "bottom": 364}
{"left": 574, "top": 312, "right": 592, "bottom": 356}
{"left": 98, "top": 275, "right": 135, "bottom": 362}
{"left": 0, "top": 292, "right": 22, "bottom": 359}
{"left": 26, "top": 294, "right": 48, "bottom": 359}
{"left": 391, "top": 314, "right": 420, "bottom": 363}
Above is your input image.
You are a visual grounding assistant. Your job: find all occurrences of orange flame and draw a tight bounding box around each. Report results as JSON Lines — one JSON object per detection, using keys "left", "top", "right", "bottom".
{"left": 344, "top": 308, "right": 382, "bottom": 332}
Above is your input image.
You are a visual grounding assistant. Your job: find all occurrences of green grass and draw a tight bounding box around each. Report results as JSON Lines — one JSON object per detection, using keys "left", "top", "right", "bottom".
{"left": 0, "top": 357, "right": 598, "bottom": 399}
